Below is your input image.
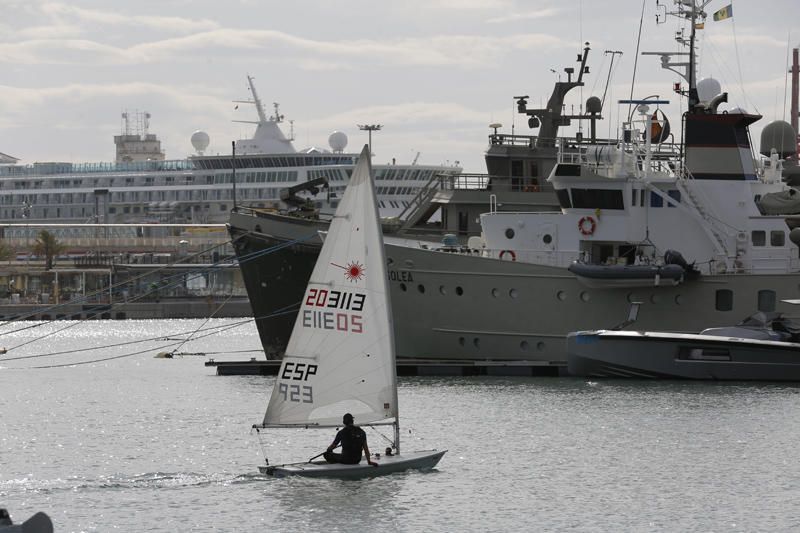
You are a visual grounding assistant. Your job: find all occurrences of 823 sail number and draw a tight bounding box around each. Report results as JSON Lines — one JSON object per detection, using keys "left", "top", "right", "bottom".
{"left": 278, "top": 362, "right": 318, "bottom": 403}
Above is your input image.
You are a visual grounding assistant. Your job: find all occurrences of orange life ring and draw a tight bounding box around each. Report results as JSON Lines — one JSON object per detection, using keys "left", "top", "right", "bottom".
{"left": 499, "top": 249, "right": 516, "bottom": 261}
{"left": 578, "top": 216, "right": 596, "bottom": 236}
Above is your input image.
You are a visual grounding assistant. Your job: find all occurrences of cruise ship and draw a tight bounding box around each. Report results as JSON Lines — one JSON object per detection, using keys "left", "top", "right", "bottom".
{"left": 0, "top": 76, "right": 461, "bottom": 225}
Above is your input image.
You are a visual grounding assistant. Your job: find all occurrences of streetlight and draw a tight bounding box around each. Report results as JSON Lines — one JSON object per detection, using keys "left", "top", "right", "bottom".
{"left": 357, "top": 124, "right": 382, "bottom": 154}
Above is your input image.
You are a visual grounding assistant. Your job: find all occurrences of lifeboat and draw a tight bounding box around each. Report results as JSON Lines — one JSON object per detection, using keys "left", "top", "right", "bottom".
{"left": 568, "top": 262, "right": 685, "bottom": 288}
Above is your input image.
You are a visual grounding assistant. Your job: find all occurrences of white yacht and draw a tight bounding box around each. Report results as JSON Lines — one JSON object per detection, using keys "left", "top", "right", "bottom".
{"left": 0, "top": 76, "right": 460, "bottom": 224}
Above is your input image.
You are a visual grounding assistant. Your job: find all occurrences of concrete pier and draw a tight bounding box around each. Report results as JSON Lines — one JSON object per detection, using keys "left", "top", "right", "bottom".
{"left": 205, "top": 358, "right": 566, "bottom": 377}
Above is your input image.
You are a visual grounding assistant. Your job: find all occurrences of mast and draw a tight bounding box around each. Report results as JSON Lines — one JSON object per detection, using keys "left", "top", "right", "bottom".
{"left": 515, "top": 43, "right": 592, "bottom": 144}
{"left": 231, "top": 141, "right": 238, "bottom": 211}
{"left": 687, "top": 2, "right": 699, "bottom": 107}
{"left": 647, "top": 0, "right": 712, "bottom": 109}
{"left": 247, "top": 74, "right": 268, "bottom": 124}
{"left": 791, "top": 48, "right": 799, "bottom": 157}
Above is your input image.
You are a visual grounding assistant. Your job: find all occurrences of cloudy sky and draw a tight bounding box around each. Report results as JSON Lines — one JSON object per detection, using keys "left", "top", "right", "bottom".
{"left": 0, "top": 0, "right": 797, "bottom": 172}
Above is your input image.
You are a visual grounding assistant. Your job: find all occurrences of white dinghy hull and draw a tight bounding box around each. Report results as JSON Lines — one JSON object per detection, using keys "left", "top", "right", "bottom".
{"left": 260, "top": 449, "right": 446, "bottom": 479}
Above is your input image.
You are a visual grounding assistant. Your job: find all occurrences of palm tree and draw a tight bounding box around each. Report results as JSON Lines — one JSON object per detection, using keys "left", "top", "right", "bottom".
{"left": 0, "top": 240, "right": 12, "bottom": 263}
{"left": 33, "top": 230, "right": 65, "bottom": 270}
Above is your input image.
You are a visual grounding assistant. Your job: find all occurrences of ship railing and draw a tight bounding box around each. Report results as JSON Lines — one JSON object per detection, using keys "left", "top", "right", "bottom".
{"left": 556, "top": 138, "right": 682, "bottom": 172}
{"left": 395, "top": 171, "right": 494, "bottom": 228}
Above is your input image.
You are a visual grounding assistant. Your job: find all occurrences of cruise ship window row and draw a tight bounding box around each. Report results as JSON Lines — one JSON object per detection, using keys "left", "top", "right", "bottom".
{"left": 194, "top": 155, "right": 356, "bottom": 170}
{"left": 0, "top": 174, "right": 202, "bottom": 190}
{"left": 0, "top": 169, "right": 307, "bottom": 190}
{"left": 0, "top": 159, "right": 194, "bottom": 177}
{"left": 376, "top": 186, "right": 416, "bottom": 195}
{"left": 378, "top": 201, "right": 411, "bottom": 209}
{"left": 1, "top": 186, "right": 281, "bottom": 208}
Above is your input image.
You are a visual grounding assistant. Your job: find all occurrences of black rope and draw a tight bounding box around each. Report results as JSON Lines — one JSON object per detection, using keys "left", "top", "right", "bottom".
{"left": 1, "top": 303, "right": 300, "bottom": 364}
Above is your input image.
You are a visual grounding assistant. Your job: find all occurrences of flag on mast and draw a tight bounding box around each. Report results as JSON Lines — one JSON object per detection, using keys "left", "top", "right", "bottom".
{"left": 712, "top": 4, "right": 733, "bottom": 21}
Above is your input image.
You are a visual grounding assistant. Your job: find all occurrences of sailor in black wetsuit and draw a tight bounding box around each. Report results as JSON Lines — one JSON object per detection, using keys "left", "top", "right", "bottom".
{"left": 323, "top": 413, "right": 378, "bottom": 466}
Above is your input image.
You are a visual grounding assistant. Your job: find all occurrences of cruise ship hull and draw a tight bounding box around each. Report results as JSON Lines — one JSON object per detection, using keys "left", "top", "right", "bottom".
{"left": 230, "top": 210, "right": 800, "bottom": 363}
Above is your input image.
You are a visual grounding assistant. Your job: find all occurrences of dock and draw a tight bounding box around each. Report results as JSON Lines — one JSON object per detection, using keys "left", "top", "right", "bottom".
{"left": 205, "top": 358, "right": 567, "bottom": 377}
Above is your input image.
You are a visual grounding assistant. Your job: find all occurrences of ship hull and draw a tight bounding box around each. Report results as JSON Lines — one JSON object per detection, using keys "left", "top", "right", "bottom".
{"left": 566, "top": 331, "right": 800, "bottom": 380}
{"left": 230, "top": 211, "right": 800, "bottom": 363}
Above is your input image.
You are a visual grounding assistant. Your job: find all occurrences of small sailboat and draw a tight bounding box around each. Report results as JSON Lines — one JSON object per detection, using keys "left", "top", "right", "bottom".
{"left": 252, "top": 145, "right": 446, "bottom": 478}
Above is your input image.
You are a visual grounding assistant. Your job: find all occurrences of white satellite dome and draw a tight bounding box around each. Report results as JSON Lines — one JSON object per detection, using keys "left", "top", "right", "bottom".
{"left": 191, "top": 130, "right": 210, "bottom": 154}
{"left": 328, "top": 131, "right": 348, "bottom": 153}
{"left": 697, "top": 77, "right": 722, "bottom": 103}
{"left": 729, "top": 107, "right": 747, "bottom": 114}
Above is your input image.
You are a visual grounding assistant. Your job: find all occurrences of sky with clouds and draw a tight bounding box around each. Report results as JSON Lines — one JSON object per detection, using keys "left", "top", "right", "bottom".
{"left": 0, "top": 0, "right": 797, "bottom": 172}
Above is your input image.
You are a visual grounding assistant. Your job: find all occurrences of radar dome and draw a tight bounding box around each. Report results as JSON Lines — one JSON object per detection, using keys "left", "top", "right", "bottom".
{"left": 328, "top": 131, "right": 348, "bottom": 152}
{"left": 191, "top": 130, "right": 210, "bottom": 154}
{"left": 697, "top": 77, "right": 722, "bottom": 102}
{"left": 760, "top": 120, "right": 798, "bottom": 158}
{"left": 586, "top": 96, "right": 602, "bottom": 114}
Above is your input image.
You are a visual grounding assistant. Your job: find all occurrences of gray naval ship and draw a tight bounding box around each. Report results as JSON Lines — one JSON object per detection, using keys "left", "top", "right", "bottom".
{"left": 226, "top": 43, "right": 594, "bottom": 358}
{"left": 229, "top": 0, "right": 800, "bottom": 365}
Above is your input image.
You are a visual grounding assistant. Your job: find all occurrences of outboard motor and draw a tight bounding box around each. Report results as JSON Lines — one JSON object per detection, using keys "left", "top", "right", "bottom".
{"left": 664, "top": 249, "right": 701, "bottom": 280}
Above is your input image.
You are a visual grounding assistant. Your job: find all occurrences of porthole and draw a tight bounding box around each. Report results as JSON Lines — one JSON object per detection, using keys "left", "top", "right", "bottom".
{"left": 505, "top": 228, "right": 515, "bottom": 239}
{"left": 650, "top": 294, "right": 661, "bottom": 304}
{"left": 491, "top": 288, "right": 499, "bottom": 298}
{"left": 543, "top": 234, "right": 552, "bottom": 244}
{"left": 439, "top": 285, "right": 447, "bottom": 296}
{"left": 417, "top": 284, "right": 426, "bottom": 294}
{"left": 473, "top": 338, "right": 480, "bottom": 348}
{"left": 400, "top": 283, "right": 407, "bottom": 292}
{"left": 675, "top": 294, "right": 682, "bottom": 305}
{"left": 509, "top": 289, "right": 519, "bottom": 299}
{"left": 627, "top": 292, "right": 641, "bottom": 303}
{"left": 580, "top": 291, "right": 590, "bottom": 302}
{"left": 387, "top": 257, "right": 394, "bottom": 266}
{"left": 404, "top": 259, "right": 415, "bottom": 268}
{"left": 520, "top": 340, "right": 529, "bottom": 351}
{"left": 260, "top": 281, "right": 267, "bottom": 288}
{"left": 456, "top": 286, "right": 464, "bottom": 296}
{"left": 557, "top": 290, "right": 567, "bottom": 301}
{"left": 536, "top": 341, "right": 545, "bottom": 351}
{"left": 458, "top": 337, "right": 465, "bottom": 346}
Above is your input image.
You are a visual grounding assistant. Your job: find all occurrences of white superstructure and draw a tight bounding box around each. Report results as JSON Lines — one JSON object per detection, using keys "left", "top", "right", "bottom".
{"left": 0, "top": 77, "right": 460, "bottom": 224}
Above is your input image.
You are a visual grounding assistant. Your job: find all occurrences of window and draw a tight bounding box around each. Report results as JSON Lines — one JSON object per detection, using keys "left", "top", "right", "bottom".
{"left": 757, "top": 290, "right": 776, "bottom": 312}
{"left": 752, "top": 231, "right": 766, "bottom": 246}
{"left": 650, "top": 191, "right": 664, "bottom": 207}
{"left": 556, "top": 189, "right": 572, "bottom": 209}
{"left": 571, "top": 188, "right": 624, "bottom": 210}
{"left": 770, "top": 231, "right": 785, "bottom": 247}
{"left": 715, "top": 289, "right": 733, "bottom": 311}
{"left": 667, "top": 190, "right": 681, "bottom": 206}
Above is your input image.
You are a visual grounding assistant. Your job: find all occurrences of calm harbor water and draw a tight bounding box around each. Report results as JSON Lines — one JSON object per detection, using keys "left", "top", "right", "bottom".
{"left": 2, "top": 319, "right": 800, "bottom": 532}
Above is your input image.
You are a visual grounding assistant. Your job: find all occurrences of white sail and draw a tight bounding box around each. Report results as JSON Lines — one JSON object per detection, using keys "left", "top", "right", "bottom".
{"left": 262, "top": 145, "right": 397, "bottom": 428}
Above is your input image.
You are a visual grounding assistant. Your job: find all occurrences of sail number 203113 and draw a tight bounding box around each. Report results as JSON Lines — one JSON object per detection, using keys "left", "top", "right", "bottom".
{"left": 277, "top": 362, "right": 318, "bottom": 403}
